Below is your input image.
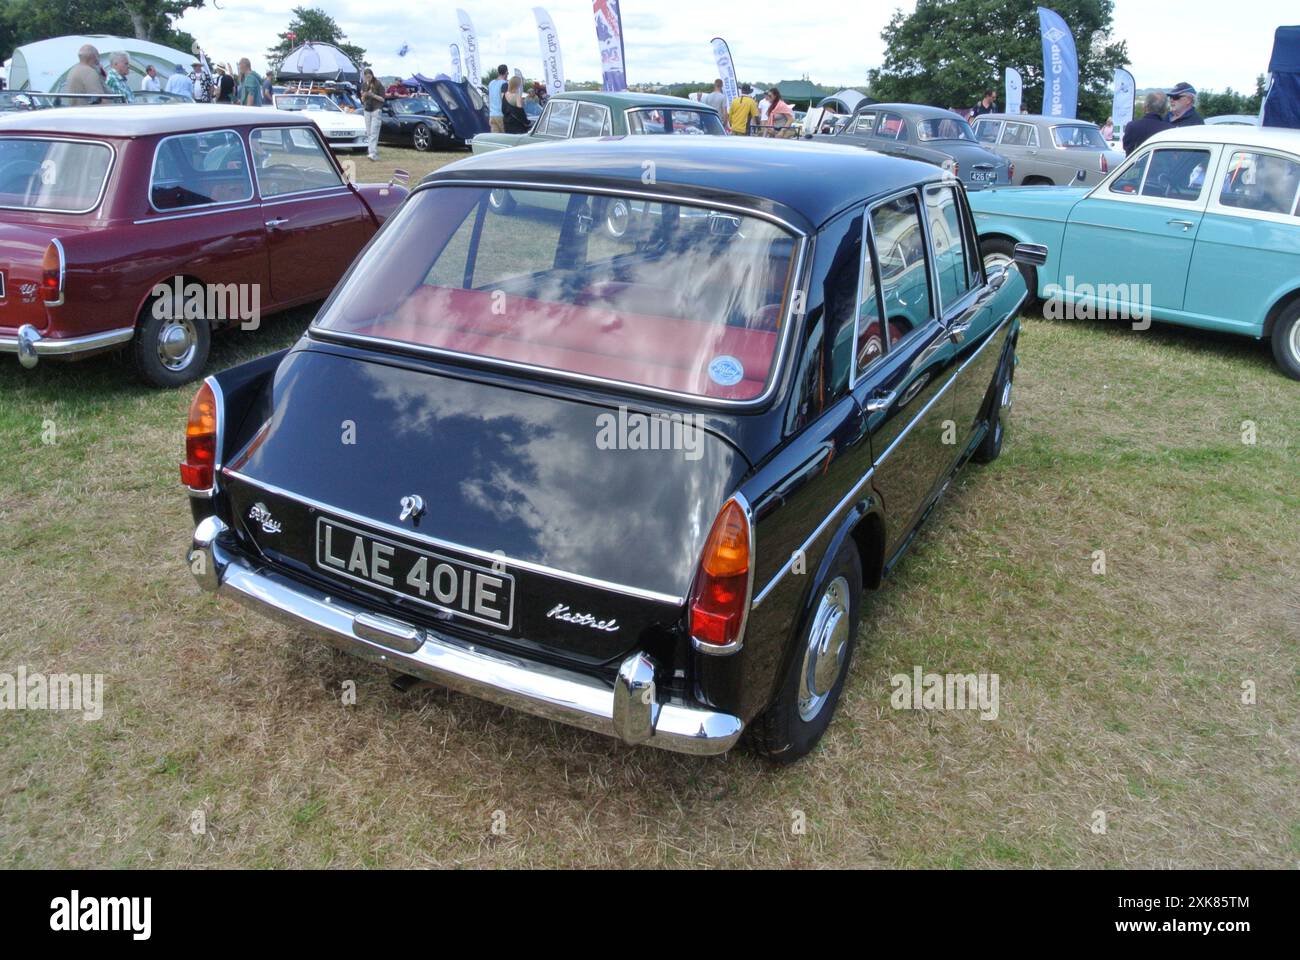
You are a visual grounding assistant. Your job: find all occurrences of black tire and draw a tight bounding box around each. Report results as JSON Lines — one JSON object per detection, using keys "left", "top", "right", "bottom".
{"left": 1022, "top": 176, "right": 1055, "bottom": 187}
{"left": 487, "top": 188, "right": 515, "bottom": 214}
{"left": 1269, "top": 301, "right": 1300, "bottom": 381}
{"left": 980, "top": 236, "right": 1039, "bottom": 313}
{"left": 412, "top": 123, "right": 433, "bottom": 152}
{"left": 972, "top": 354, "right": 1014, "bottom": 464}
{"left": 749, "top": 540, "right": 862, "bottom": 764}
{"left": 130, "top": 298, "right": 211, "bottom": 388}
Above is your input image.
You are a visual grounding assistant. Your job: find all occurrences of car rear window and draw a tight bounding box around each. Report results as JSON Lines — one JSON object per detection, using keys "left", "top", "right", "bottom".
{"left": 1053, "top": 125, "right": 1106, "bottom": 149}
{"left": 917, "top": 118, "right": 975, "bottom": 142}
{"left": 626, "top": 109, "right": 725, "bottom": 135}
{"left": 312, "top": 185, "right": 799, "bottom": 402}
{"left": 0, "top": 137, "right": 111, "bottom": 212}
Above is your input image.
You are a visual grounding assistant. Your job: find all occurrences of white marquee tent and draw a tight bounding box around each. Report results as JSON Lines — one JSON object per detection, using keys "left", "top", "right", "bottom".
{"left": 7, "top": 34, "right": 198, "bottom": 91}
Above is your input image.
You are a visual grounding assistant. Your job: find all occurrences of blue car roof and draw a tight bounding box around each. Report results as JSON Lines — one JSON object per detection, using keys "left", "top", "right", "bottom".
{"left": 426, "top": 136, "right": 944, "bottom": 231}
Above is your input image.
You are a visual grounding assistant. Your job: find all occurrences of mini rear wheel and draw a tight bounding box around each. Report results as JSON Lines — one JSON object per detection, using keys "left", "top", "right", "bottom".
{"left": 973, "top": 357, "right": 1014, "bottom": 464}
{"left": 131, "top": 299, "right": 210, "bottom": 388}
{"left": 749, "top": 540, "right": 862, "bottom": 764}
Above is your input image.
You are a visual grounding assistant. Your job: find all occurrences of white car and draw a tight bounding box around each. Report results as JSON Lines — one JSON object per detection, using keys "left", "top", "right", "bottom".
{"left": 271, "top": 94, "right": 366, "bottom": 152}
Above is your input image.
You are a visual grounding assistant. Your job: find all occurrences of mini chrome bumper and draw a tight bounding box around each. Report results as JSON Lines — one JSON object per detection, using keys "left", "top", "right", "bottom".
{"left": 0, "top": 324, "right": 135, "bottom": 369}
{"left": 188, "top": 516, "right": 744, "bottom": 755}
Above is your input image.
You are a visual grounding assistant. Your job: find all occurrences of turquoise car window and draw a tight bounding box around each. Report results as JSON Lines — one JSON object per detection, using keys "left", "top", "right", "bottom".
{"left": 870, "top": 193, "right": 931, "bottom": 342}
{"left": 1140, "top": 149, "right": 1211, "bottom": 202}
{"left": 1110, "top": 154, "right": 1148, "bottom": 195}
{"left": 1219, "top": 151, "right": 1300, "bottom": 216}
{"left": 925, "top": 185, "right": 974, "bottom": 312}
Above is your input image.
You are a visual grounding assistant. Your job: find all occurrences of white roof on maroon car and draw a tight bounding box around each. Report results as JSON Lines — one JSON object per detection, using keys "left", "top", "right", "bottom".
{"left": 0, "top": 104, "right": 309, "bottom": 137}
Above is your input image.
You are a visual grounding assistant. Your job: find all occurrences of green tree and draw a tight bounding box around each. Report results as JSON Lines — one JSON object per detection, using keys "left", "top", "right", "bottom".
{"left": 265, "top": 7, "right": 366, "bottom": 75}
{"left": 868, "top": 0, "right": 1128, "bottom": 123}
{"left": 0, "top": 0, "right": 199, "bottom": 60}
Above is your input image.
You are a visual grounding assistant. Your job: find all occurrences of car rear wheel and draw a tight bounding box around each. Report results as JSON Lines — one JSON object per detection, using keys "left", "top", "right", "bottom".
{"left": 749, "top": 540, "right": 862, "bottom": 764}
{"left": 1270, "top": 301, "right": 1300, "bottom": 381}
{"left": 973, "top": 352, "right": 1015, "bottom": 464}
{"left": 131, "top": 300, "right": 210, "bottom": 388}
{"left": 412, "top": 123, "right": 433, "bottom": 152}
{"left": 980, "top": 236, "right": 1039, "bottom": 313}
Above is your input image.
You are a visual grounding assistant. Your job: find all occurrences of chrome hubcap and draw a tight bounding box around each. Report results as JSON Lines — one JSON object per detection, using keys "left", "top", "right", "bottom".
{"left": 1289, "top": 320, "right": 1300, "bottom": 364}
{"left": 1001, "top": 377, "right": 1014, "bottom": 410}
{"left": 984, "top": 252, "right": 1014, "bottom": 277}
{"left": 797, "top": 576, "right": 851, "bottom": 722}
{"left": 415, "top": 127, "right": 430, "bottom": 149}
{"left": 158, "top": 317, "right": 197, "bottom": 371}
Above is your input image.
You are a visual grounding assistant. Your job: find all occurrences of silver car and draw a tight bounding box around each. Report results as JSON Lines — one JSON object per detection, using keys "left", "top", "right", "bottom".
{"left": 971, "top": 114, "right": 1124, "bottom": 187}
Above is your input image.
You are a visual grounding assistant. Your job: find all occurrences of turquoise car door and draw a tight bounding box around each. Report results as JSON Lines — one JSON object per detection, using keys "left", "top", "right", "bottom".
{"left": 1183, "top": 147, "right": 1300, "bottom": 335}
{"left": 1059, "top": 144, "right": 1219, "bottom": 314}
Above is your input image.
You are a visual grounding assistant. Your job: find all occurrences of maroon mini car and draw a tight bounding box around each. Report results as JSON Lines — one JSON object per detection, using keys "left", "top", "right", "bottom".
{"left": 0, "top": 105, "right": 407, "bottom": 386}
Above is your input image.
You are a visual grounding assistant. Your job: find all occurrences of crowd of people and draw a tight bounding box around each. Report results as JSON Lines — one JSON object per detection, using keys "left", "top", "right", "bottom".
{"left": 485, "top": 63, "right": 550, "bottom": 134}
{"left": 61, "top": 42, "right": 273, "bottom": 107}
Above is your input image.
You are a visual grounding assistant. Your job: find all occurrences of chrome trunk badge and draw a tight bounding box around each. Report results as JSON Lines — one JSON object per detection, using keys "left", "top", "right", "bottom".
{"left": 248, "top": 502, "right": 282, "bottom": 534}
{"left": 399, "top": 495, "right": 426, "bottom": 523}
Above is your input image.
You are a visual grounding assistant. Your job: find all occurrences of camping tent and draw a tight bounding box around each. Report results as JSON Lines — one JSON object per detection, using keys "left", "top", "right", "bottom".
{"left": 819, "top": 89, "right": 873, "bottom": 114}
{"left": 277, "top": 42, "right": 359, "bottom": 85}
{"left": 1261, "top": 25, "right": 1300, "bottom": 130}
{"left": 7, "top": 34, "right": 197, "bottom": 91}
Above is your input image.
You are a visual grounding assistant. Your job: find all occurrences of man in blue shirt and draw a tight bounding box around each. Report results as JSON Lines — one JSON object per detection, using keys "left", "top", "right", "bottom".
{"left": 488, "top": 64, "right": 508, "bottom": 133}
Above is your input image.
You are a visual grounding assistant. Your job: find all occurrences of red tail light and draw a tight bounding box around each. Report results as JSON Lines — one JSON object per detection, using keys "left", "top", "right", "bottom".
{"left": 1099, "top": 154, "right": 1109, "bottom": 174}
{"left": 180, "top": 381, "right": 218, "bottom": 491}
{"left": 688, "top": 498, "right": 752, "bottom": 651}
{"left": 41, "top": 240, "right": 63, "bottom": 304}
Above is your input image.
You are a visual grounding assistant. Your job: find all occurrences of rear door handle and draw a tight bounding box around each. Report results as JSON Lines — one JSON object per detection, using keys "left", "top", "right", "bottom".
{"left": 1167, "top": 219, "right": 1195, "bottom": 231}
{"left": 949, "top": 319, "right": 973, "bottom": 342}
{"left": 865, "top": 389, "right": 897, "bottom": 414}
{"left": 265, "top": 218, "right": 289, "bottom": 228}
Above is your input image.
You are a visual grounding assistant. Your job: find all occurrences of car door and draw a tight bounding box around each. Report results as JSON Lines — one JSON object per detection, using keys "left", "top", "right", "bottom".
{"left": 1059, "top": 143, "right": 1219, "bottom": 314}
{"left": 852, "top": 189, "right": 960, "bottom": 558}
{"left": 250, "top": 126, "right": 373, "bottom": 305}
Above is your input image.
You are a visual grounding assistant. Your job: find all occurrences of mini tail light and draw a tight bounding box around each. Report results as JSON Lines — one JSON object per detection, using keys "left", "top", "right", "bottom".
{"left": 41, "top": 241, "right": 63, "bottom": 304}
{"left": 688, "top": 498, "right": 752, "bottom": 651}
{"left": 180, "top": 381, "right": 218, "bottom": 491}
{"left": 1099, "top": 154, "right": 1109, "bottom": 174}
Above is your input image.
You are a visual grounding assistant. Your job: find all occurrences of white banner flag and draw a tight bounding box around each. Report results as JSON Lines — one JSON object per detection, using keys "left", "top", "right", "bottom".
{"left": 533, "top": 7, "right": 565, "bottom": 96}
{"left": 456, "top": 9, "right": 481, "bottom": 88}
{"left": 449, "top": 42, "right": 462, "bottom": 83}
{"left": 1005, "top": 67, "right": 1024, "bottom": 116}
{"left": 1112, "top": 67, "right": 1136, "bottom": 130}
{"left": 711, "top": 37, "right": 738, "bottom": 106}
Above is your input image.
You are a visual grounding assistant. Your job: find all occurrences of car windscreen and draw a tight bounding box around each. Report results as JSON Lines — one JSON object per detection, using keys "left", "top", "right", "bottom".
{"left": 312, "top": 185, "right": 798, "bottom": 402}
{"left": 0, "top": 137, "right": 112, "bottom": 212}
{"left": 277, "top": 95, "right": 339, "bottom": 112}
{"left": 916, "top": 118, "right": 975, "bottom": 142}
{"left": 626, "top": 108, "right": 726, "bottom": 136}
{"left": 1052, "top": 125, "right": 1107, "bottom": 149}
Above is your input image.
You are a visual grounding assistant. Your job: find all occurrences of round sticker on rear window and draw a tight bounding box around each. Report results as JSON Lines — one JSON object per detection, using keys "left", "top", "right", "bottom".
{"left": 709, "top": 355, "right": 744, "bottom": 387}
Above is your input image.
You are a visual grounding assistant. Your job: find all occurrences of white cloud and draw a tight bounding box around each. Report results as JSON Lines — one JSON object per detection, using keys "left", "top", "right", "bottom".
{"left": 177, "top": 0, "right": 1288, "bottom": 93}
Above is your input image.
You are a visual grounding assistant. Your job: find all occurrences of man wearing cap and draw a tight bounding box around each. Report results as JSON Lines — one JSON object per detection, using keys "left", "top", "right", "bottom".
{"left": 1167, "top": 83, "right": 1204, "bottom": 127}
{"left": 1123, "top": 91, "right": 1173, "bottom": 155}
{"left": 728, "top": 83, "right": 759, "bottom": 136}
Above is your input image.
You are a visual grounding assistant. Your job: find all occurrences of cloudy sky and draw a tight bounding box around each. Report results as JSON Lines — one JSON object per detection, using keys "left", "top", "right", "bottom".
{"left": 177, "top": 0, "right": 1290, "bottom": 93}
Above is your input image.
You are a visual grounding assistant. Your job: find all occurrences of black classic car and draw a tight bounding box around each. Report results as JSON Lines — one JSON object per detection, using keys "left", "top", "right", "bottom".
{"left": 184, "top": 137, "right": 1043, "bottom": 761}
{"left": 379, "top": 97, "right": 458, "bottom": 152}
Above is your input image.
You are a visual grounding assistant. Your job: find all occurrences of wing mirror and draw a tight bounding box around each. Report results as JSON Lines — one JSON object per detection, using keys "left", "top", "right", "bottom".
{"left": 388, "top": 168, "right": 411, "bottom": 188}
{"left": 1013, "top": 242, "right": 1049, "bottom": 267}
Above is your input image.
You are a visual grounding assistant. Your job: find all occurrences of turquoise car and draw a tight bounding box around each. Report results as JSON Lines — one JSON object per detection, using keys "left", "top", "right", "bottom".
{"left": 967, "top": 126, "right": 1300, "bottom": 379}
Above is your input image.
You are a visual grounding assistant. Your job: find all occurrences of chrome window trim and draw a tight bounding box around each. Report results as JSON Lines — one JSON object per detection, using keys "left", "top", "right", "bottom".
{"left": 260, "top": 188, "right": 353, "bottom": 207}
{"left": 309, "top": 178, "right": 809, "bottom": 411}
{"left": 691, "top": 490, "right": 756, "bottom": 656}
{"left": 572, "top": 102, "right": 612, "bottom": 139}
{"left": 0, "top": 136, "right": 116, "bottom": 215}
{"left": 222, "top": 468, "right": 684, "bottom": 605}
{"left": 187, "top": 375, "right": 225, "bottom": 499}
{"left": 249, "top": 126, "right": 345, "bottom": 200}
{"left": 147, "top": 128, "right": 254, "bottom": 214}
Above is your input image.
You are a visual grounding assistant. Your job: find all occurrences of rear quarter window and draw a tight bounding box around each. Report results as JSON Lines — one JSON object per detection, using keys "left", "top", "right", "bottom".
{"left": 0, "top": 137, "right": 113, "bottom": 213}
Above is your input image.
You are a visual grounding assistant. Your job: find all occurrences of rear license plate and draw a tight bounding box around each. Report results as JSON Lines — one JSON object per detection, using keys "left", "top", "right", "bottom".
{"left": 971, "top": 169, "right": 995, "bottom": 183}
{"left": 315, "top": 517, "right": 515, "bottom": 630}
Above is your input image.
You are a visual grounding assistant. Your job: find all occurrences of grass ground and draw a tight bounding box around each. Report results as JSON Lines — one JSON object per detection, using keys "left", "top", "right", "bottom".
{"left": 0, "top": 147, "right": 1296, "bottom": 867}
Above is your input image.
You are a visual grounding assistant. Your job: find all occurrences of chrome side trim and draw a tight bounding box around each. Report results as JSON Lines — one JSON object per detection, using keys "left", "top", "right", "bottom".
{"left": 1, "top": 323, "right": 135, "bottom": 363}
{"left": 260, "top": 188, "right": 352, "bottom": 207}
{"left": 690, "top": 490, "right": 756, "bottom": 656}
{"left": 188, "top": 519, "right": 742, "bottom": 756}
{"left": 220, "top": 468, "right": 684, "bottom": 606}
{"left": 133, "top": 202, "right": 262, "bottom": 225}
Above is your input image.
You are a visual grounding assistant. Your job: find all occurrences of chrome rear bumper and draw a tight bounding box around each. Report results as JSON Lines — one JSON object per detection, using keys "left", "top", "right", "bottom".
{"left": 0, "top": 324, "right": 135, "bottom": 369}
{"left": 188, "top": 516, "right": 743, "bottom": 755}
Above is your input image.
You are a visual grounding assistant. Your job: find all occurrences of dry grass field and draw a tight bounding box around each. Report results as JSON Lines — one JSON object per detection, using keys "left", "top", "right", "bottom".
{"left": 1, "top": 146, "right": 1297, "bottom": 868}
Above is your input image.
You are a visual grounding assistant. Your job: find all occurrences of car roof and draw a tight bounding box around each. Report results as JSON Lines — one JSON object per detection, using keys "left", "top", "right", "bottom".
{"left": 551, "top": 90, "right": 712, "bottom": 111}
{"left": 425, "top": 136, "right": 943, "bottom": 231}
{"left": 0, "top": 104, "right": 309, "bottom": 137}
{"left": 976, "top": 114, "right": 1098, "bottom": 126}
{"left": 1144, "top": 124, "right": 1300, "bottom": 152}
{"left": 857, "top": 103, "right": 966, "bottom": 121}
